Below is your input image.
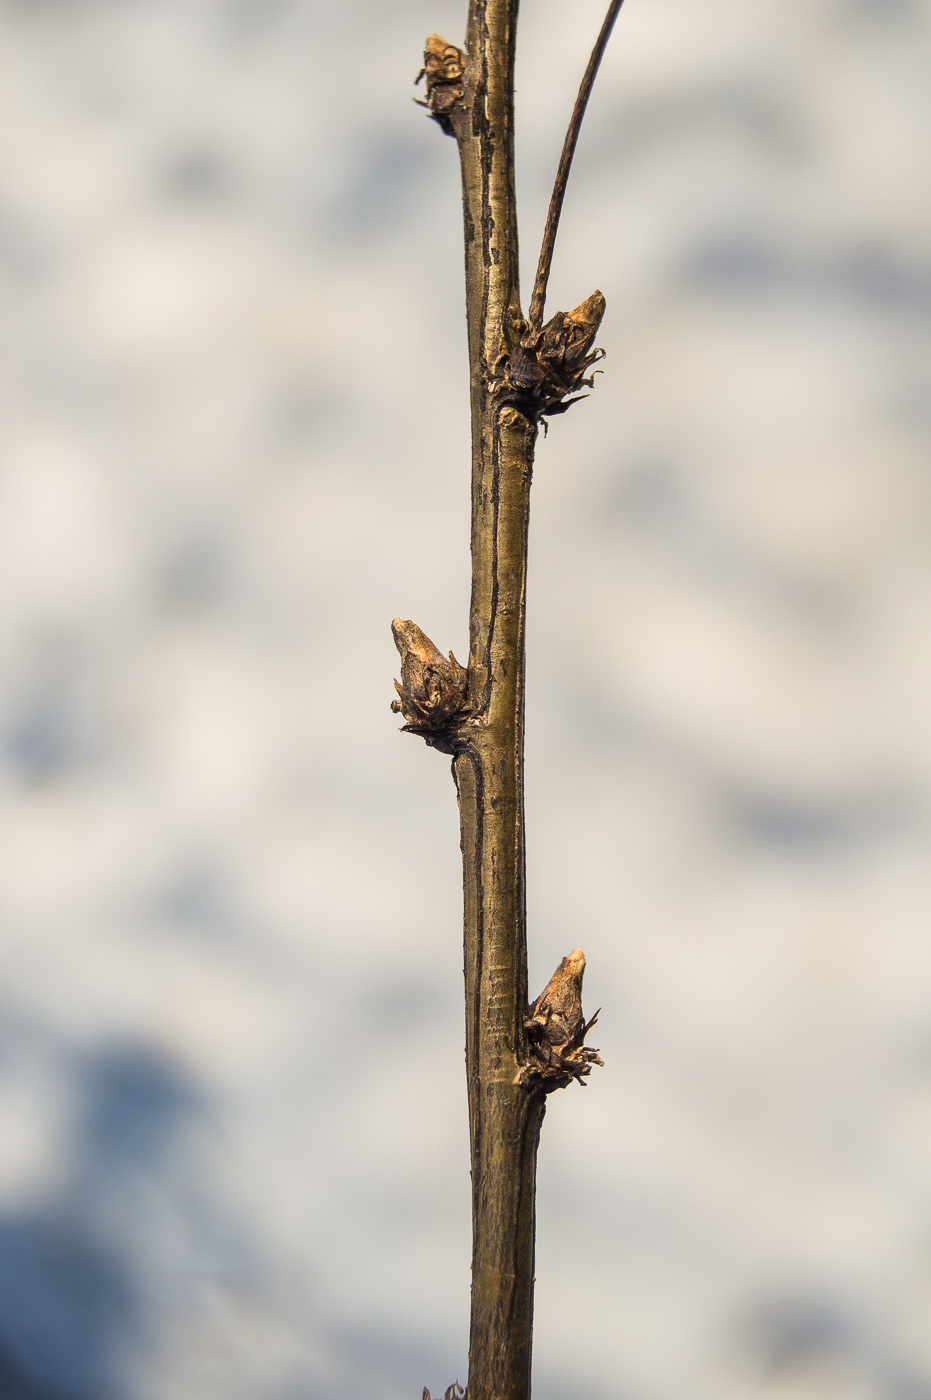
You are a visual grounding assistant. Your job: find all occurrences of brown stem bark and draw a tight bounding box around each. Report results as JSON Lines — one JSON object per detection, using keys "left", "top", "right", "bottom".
{"left": 446, "top": 6, "right": 540, "bottom": 1397}
{"left": 398, "top": 6, "right": 612, "bottom": 1398}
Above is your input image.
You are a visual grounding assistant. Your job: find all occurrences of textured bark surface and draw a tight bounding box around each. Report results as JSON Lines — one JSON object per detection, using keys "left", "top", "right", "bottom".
{"left": 402, "top": 4, "right": 605, "bottom": 1397}
{"left": 445, "top": 8, "right": 540, "bottom": 1397}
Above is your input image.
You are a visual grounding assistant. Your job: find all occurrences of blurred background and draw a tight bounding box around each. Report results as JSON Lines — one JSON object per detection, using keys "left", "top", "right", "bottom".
{"left": 0, "top": 0, "right": 930, "bottom": 1397}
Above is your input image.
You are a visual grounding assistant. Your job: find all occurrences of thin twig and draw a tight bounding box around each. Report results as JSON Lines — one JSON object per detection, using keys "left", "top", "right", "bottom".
{"left": 528, "top": 0, "right": 625, "bottom": 329}
{"left": 401, "top": 6, "right": 617, "bottom": 1392}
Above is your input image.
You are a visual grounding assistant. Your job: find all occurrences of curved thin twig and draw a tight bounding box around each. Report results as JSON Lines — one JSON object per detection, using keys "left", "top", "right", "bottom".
{"left": 528, "top": 0, "right": 626, "bottom": 329}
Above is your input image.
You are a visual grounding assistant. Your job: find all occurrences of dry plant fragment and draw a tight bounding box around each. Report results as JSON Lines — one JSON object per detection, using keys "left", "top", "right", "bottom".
{"left": 415, "top": 34, "right": 467, "bottom": 135}
{"left": 525, "top": 948, "right": 603, "bottom": 1089}
{"left": 423, "top": 1385, "right": 466, "bottom": 1400}
{"left": 390, "top": 618, "right": 471, "bottom": 751}
{"left": 503, "top": 291, "right": 606, "bottom": 420}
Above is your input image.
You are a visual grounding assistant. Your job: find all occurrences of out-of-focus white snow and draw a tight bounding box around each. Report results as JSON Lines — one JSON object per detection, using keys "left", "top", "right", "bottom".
{"left": 0, "top": 1, "right": 930, "bottom": 1397}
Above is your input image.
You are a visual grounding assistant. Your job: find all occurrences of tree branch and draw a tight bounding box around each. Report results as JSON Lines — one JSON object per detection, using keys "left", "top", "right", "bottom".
{"left": 528, "top": 0, "right": 626, "bottom": 329}
{"left": 400, "top": 4, "right": 620, "bottom": 1395}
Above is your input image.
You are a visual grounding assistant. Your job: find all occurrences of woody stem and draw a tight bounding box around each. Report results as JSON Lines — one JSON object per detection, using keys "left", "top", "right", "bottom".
{"left": 406, "top": 1, "right": 620, "bottom": 1393}
{"left": 527, "top": 0, "right": 626, "bottom": 329}
{"left": 444, "top": 4, "right": 545, "bottom": 1397}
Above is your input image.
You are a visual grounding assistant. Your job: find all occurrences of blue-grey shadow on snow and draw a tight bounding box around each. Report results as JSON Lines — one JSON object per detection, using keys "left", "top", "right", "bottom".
{"left": 0, "top": 1043, "right": 200, "bottom": 1400}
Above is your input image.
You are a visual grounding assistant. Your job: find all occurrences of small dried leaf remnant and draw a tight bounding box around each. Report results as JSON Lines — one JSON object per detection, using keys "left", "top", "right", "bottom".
{"left": 422, "top": 1385, "right": 465, "bottom": 1400}
{"left": 415, "top": 34, "right": 466, "bottom": 135}
{"left": 391, "top": 618, "right": 471, "bottom": 752}
{"left": 525, "top": 947, "right": 603, "bottom": 1089}
{"left": 502, "top": 291, "right": 606, "bottom": 420}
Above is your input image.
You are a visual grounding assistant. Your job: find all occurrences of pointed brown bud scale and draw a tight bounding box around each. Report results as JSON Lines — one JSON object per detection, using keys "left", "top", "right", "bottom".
{"left": 524, "top": 947, "right": 603, "bottom": 1089}
{"left": 390, "top": 618, "right": 471, "bottom": 752}
{"left": 559, "top": 290, "right": 607, "bottom": 364}
{"left": 414, "top": 35, "right": 466, "bottom": 135}
{"left": 503, "top": 291, "right": 606, "bottom": 421}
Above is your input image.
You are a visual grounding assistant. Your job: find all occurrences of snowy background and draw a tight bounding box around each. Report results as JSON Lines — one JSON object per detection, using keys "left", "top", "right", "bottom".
{"left": 1, "top": 0, "right": 931, "bottom": 1397}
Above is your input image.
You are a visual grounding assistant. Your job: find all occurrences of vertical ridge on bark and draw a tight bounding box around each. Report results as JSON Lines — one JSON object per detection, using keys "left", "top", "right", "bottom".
{"left": 444, "top": 10, "right": 543, "bottom": 1394}
{"left": 453, "top": 405, "right": 538, "bottom": 1396}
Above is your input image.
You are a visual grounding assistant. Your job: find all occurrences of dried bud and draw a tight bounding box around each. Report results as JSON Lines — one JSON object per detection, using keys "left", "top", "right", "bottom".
{"left": 504, "top": 291, "right": 606, "bottom": 419}
{"left": 525, "top": 947, "right": 603, "bottom": 1089}
{"left": 415, "top": 34, "right": 466, "bottom": 135}
{"left": 391, "top": 618, "right": 471, "bottom": 752}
